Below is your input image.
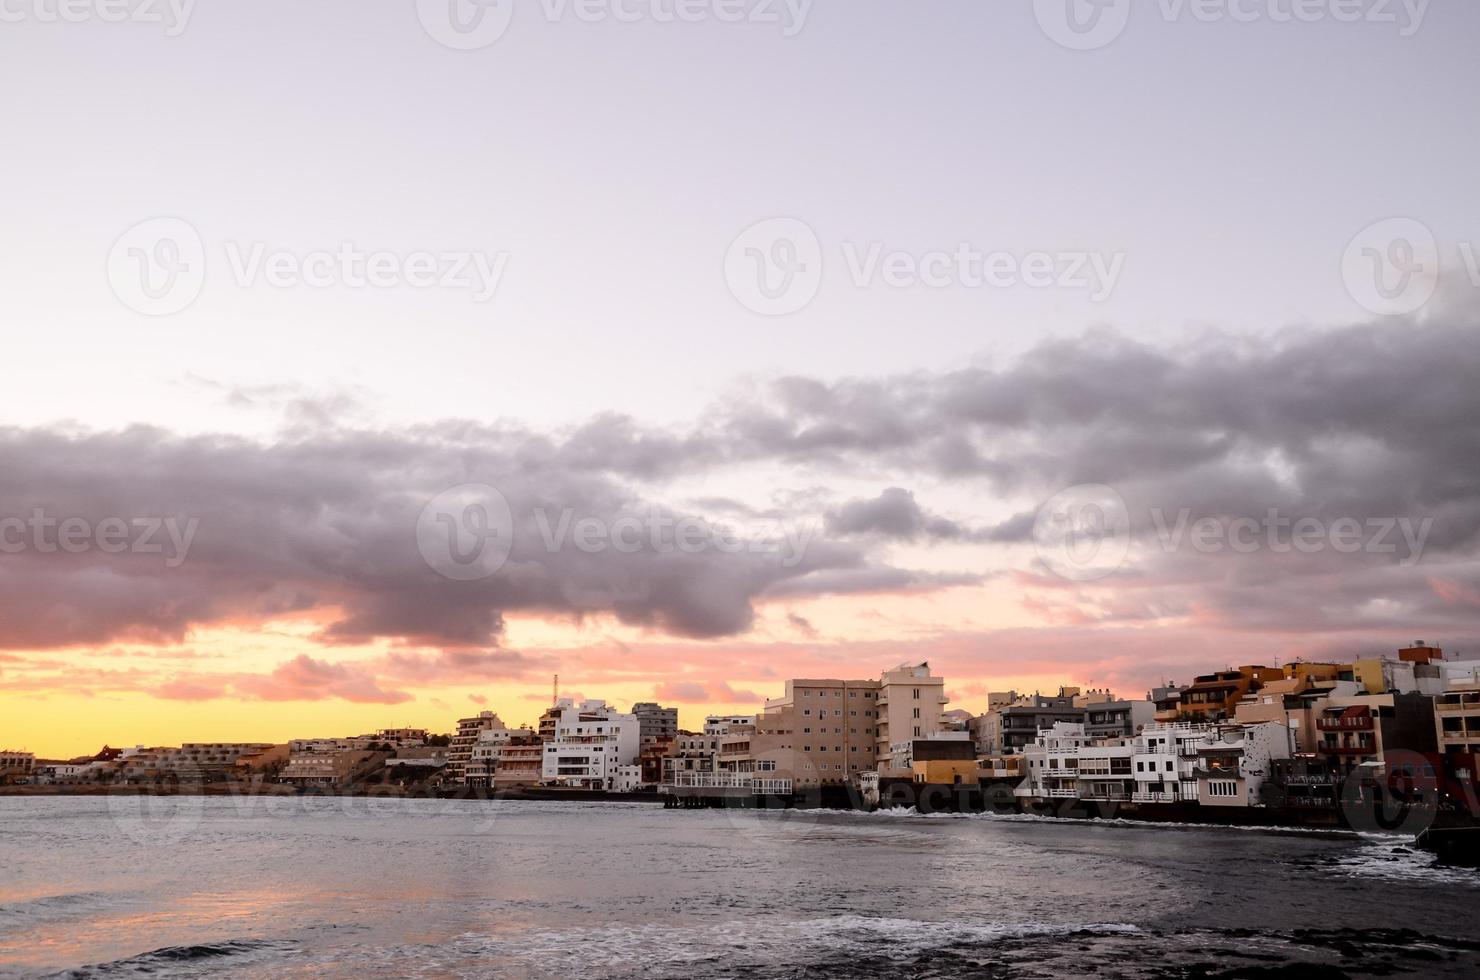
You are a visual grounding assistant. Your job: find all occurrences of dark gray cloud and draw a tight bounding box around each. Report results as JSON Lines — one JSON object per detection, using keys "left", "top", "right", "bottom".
{"left": 3, "top": 307, "right": 1479, "bottom": 654}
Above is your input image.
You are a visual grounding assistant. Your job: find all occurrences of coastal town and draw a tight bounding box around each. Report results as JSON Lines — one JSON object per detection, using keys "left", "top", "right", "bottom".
{"left": 5, "top": 640, "right": 1480, "bottom": 830}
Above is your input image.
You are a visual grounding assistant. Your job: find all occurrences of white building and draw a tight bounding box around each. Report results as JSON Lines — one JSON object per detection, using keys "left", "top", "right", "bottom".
{"left": 1132, "top": 722, "right": 1217, "bottom": 803}
{"left": 449, "top": 711, "right": 511, "bottom": 782}
{"left": 704, "top": 714, "right": 756, "bottom": 735}
{"left": 541, "top": 699, "right": 639, "bottom": 789}
{"left": 1015, "top": 722, "right": 1097, "bottom": 800}
{"left": 1193, "top": 721, "right": 1290, "bottom": 807}
{"left": 466, "top": 727, "right": 518, "bottom": 785}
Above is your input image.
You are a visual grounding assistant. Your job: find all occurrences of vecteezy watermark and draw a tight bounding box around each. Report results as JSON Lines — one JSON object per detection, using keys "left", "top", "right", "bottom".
{"left": 416, "top": 0, "right": 812, "bottom": 51}
{"left": 106, "top": 217, "right": 510, "bottom": 316}
{"left": 0, "top": 511, "right": 199, "bottom": 568}
{"left": 1033, "top": 0, "right": 1429, "bottom": 51}
{"left": 531, "top": 507, "right": 816, "bottom": 566}
{"left": 1151, "top": 509, "right": 1432, "bottom": 564}
{"left": 724, "top": 217, "right": 1125, "bottom": 316}
{"left": 1032, "top": 484, "right": 1132, "bottom": 582}
{"left": 416, "top": 485, "right": 817, "bottom": 581}
{"left": 417, "top": 484, "right": 516, "bottom": 581}
{"left": 0, "top": 0, "right": 196, "bottom": 36}
{"left": 1340, "top": 217, "right": 1441, "bottom": 317}
{"left": 724, "top": 217, "right": 824, "bottom": 316}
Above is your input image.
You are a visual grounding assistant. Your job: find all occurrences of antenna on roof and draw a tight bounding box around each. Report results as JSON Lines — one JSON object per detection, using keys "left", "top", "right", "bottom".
{"left": 553, "top": 673, "right": 559, "bottom": 706}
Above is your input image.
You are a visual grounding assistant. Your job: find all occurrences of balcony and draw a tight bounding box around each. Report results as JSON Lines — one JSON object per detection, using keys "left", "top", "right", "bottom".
{"left": 1132, "top": 791, "right": 1181, "bottom": 803}
{"left": 1043, "top": 767, "right": 1078, "bottom": 778}
{"left": 1317, "top": 718, "right": 1373, "bottom": 733}
{"left": 1045, "top": 788, "right": 1079, "bottom": 799}
{"left": 1321, "top": 743, "right": 1377, "bottom": 756}
{"left": 1437, "top": 701, "right": 1480, "bottom": 713}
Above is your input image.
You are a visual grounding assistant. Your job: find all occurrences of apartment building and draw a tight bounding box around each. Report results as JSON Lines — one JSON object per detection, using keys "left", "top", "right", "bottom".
{"left": 1015, "top": 722, "right": 1097, "bottom": 800}
{"left": 449, "top": 711, "right": 511, "bottom": 782}
{"left": 1193, "top": 721, "right": 1290, "bottom": 807}
{"left": 0, "top": 751, "right": 35, "bottom": 785}
{"left": 1314, "top": 693, "right": 1437, "bottom": 775}
{"left": 278, "top": 749, "right": 387, "bottom": 787}
{"left": 630, "top": 703, "right": 679, "bottom": 749}
{"left": 1177, "top": 667, "right": 1283, "bottom": 721}
{"left": 116, "top": 743, "right": 275, "bottom": 784}
{"left": 703, "top": 714, "right": 756, "bottom": 734}
{"left": 466, "top": 726, "right": 523, "bottom": 786}
{"left": 760, "top": 677, "right": 882, "bottom": 787}
{"left": 540, "top": 700, "right": 639, "bottom": 788}
{"left": 493, "top": 732, "right": 544, "bottom": 790}
{"left": 1132, "top": 722, "right": 1216, "bottom": 802}
{"left": 1436, "top": 681, "right": 1480, "bottom": 757}
{"left": 876, "top": 662, "right": 949, "bottom": 773}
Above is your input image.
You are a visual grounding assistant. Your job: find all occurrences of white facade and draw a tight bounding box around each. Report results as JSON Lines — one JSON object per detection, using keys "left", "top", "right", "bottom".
{"left": 541, "top": 699, "right": 639, "bottom": 788}
{"left": 1015, "top": 722, "right": 1096, "bottom": 799}
{"left": 704, "top": 715, "right": 756, "bottom": 734}
{"left": 1132, "top": 722, "right": 1217, "bottom": 802}
{"left": 1194, "top": 721, "right": 1290, "bottom": 807}
{"left": 1014, "top": 720, "right": 1290, "bottom": 808}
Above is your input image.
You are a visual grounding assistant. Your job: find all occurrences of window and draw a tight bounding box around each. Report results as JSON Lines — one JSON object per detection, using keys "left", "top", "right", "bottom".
{"left": 913, "top": 688, "right": 920, "bottom": 700}
{"left": 912, "top": 708, "right": 920, "bottom": 719}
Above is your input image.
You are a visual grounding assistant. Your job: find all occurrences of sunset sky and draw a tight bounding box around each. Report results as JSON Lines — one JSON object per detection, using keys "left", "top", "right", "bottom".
{"left": 4, "top": 3, "right": 1480, "bottom": 759}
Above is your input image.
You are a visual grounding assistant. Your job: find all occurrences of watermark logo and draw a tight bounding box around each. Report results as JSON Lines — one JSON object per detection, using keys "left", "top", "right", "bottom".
{"left": 725, "top": 217, "right": 823, "bottom": 316}
{"left": 107, "top": 217, "right": 206, "bottom": 316}
{"left": 0, "top": 0, "right": 196, "bottom": 36}
{"left": 417, "top": 483, "right": 515, "bottom": 581}
{"left": 1151, "top": 509, "right": 1432, "bottom": 564}
{"left": 417, "top": 0, "right": 811, "bottom": 49}
{"left": 724, "top": 218, "right": 1125, "bottom": 315}
{"left": 0, "top": 510, "right": 199, "bottom": 568}
{"left": 416, "top": 0, "right": 514, "bottom": 50}
{"left": 1035, "top": 0, "right": 1430, "bottom": 49}
{"left": 839, "top": 242, "right": 1124, "bottom": 300}
{"left": 1034, "top": 0, "right": 1131, "bottom": 51}
{"left": 107, "top": 219, "right": 509, "bottom": 315}
{"left": 1032, "top": 484, "right": 1131, "bottom": 581}
{"left": 1341, "top": 217, "right": 1440, "bottom": 316}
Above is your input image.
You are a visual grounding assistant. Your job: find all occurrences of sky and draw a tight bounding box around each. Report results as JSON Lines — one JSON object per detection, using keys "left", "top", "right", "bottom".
{"left": 3, "top": 1, "right": 1480, "bottom": 758}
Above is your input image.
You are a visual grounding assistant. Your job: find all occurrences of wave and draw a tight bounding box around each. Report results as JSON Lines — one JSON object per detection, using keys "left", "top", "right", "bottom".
{"left": 47, "top": 939, "right": 298, "bottom": 979}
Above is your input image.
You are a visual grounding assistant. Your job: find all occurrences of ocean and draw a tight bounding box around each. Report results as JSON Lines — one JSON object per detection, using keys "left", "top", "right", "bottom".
{"left": 1, "top": 795, "right": 1478, "bottom": 978}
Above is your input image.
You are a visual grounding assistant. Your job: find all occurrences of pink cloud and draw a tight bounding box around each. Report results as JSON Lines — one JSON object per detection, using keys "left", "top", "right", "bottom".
{"left": 233, "top": 655, "right": 413, "bottom": 705}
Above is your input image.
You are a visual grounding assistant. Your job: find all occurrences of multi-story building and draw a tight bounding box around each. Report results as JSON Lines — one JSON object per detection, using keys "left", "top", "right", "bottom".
{"left": 703, "top": 714, "right": 755, "bottom": 735}
{"left": 493, "top": 732, "right": 544, "bottom": 790}
{"left": 0, "top": 751, "right": 35, "bottom": 784}
{"left": 630, "top": 703, "right": 679, "bottom": 749}
{"left": 278, "top": 749, "right": 387, "bottom": 787}
{"left": 1132, "top": 722, "right": 1216, "bottom": 803}
{"left": 1148, "top": 685, "right": 1187, "bottom": 723}
{"left": 1193, "top": 721, "right": 1290, "bottom": 807}
{"left": 116, "top": 743, "right": 275, "bottom": 784}
{"left": 1177, "top": 667, "right": 1283, "bottom": 721}
{"left": 1235, "top": 675, "right": 1362, "bottom": 752}
{"left": 466, "top": 726, "right": 522, "bottom": 786}
{"left": 1314, "top": 693, "right": 1437, "bottom": 776}
{"left": 760, "top": 677, "right": 882, "bottom": 787}
{"left": 1436, "top": 681, "right": 1480, "bottom": 757}
{"left": 994, "top": 691, "right": 1088, "bottom": 755}
{"left": 1015, "top": 722, "right": 1097, "bottom": 801}
{"left": 876, "top": 662, "right": 949, "bottom": 772}
{"left": 449, "top": 711, "right": 510, "bottom": 782}
{"left": 374, "top": 728, "right": 429, "bottom": 746}
{"left": 1082, "top": 698, "right": 1156, "bottom": 741}
{"left": 541, "top": 700, "right": 639, "bottom": 788}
